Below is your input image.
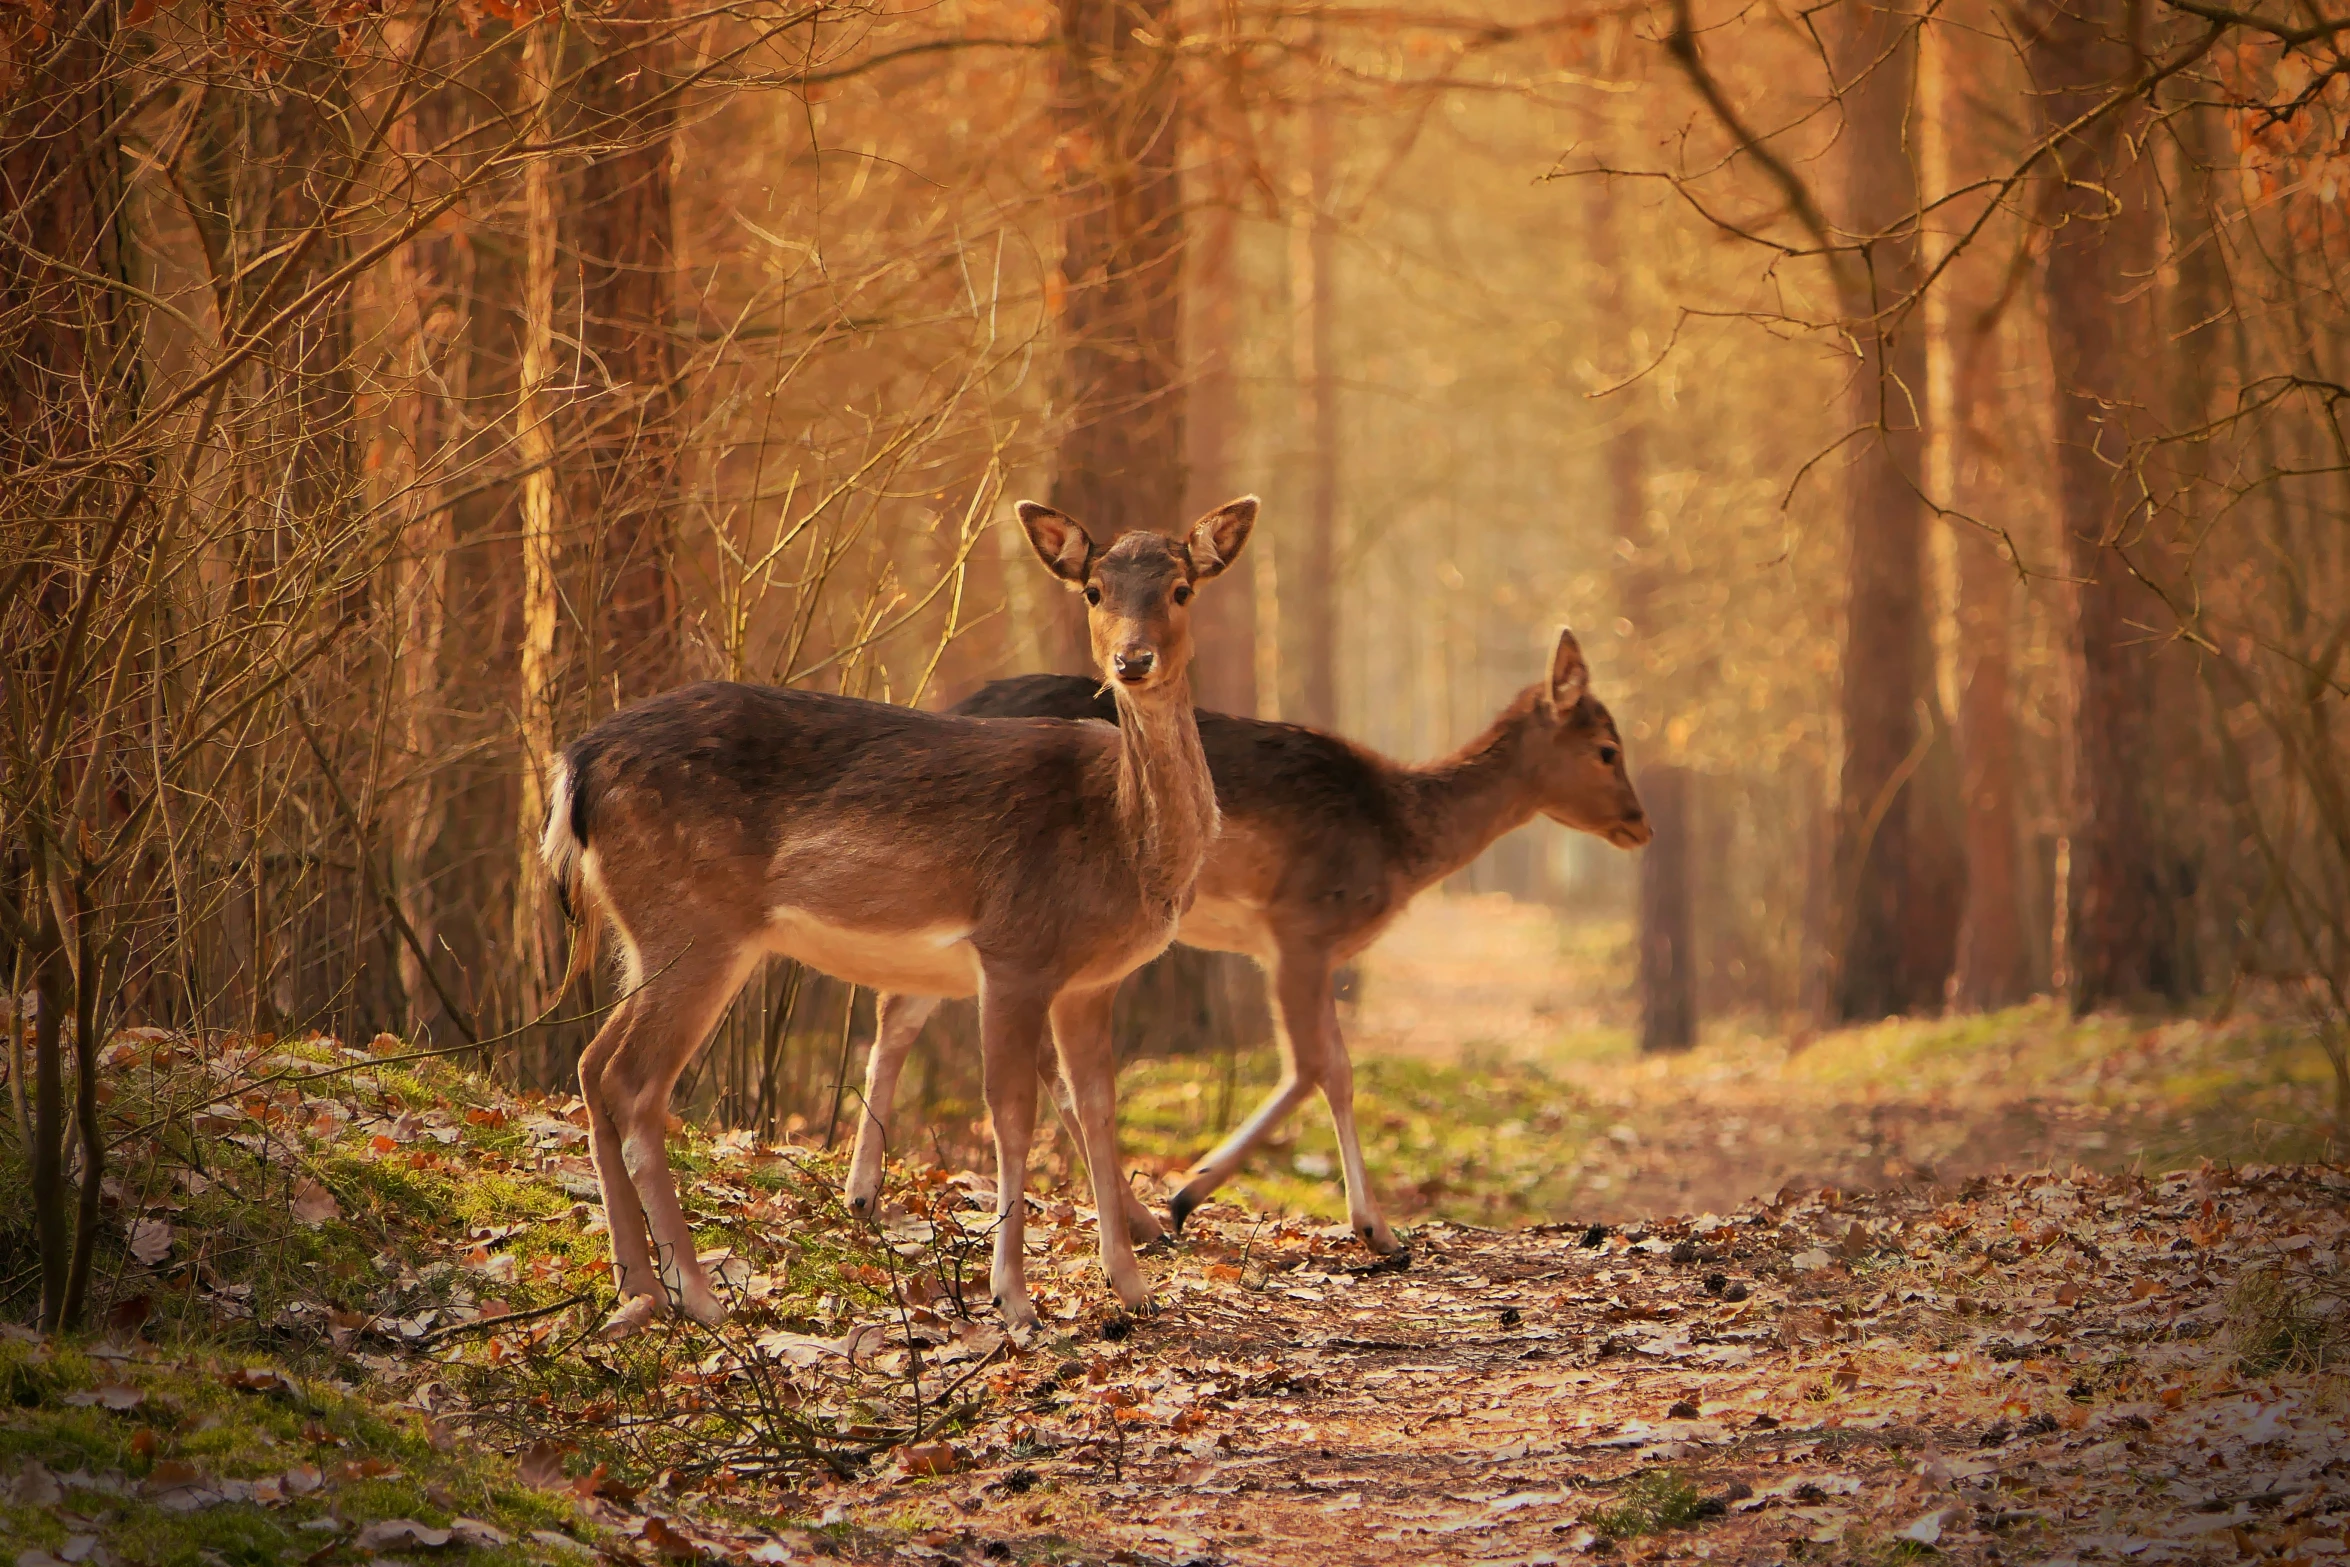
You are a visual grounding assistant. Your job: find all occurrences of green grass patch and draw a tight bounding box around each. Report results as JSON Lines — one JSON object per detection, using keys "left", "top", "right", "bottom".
{"left": 0, "top": 1330, "right": 568, "bottom": 1567}
{"left": 2229, "top": 1262, "right": 2349, "bottom": 1377}
{"left": 1117, "top": 1048, "right": 1604, "bottom": 1227}
{"left": 1586, "top": 1468, "right": 1707, "bottom": 1540}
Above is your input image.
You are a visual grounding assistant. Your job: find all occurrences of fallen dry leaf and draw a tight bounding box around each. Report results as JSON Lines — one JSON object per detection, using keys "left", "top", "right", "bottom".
{"left": 10, "top": 1460, "right": 63, "bottom": 1506}
{"left": 290, "top": 1178, "right": 341, "bottom": 1227}
{"left": 640, "top": 1516, "right": 701, "bottom": 1561}
{"left": 899, "top": 1441, "right": 962, "bottom": 1477}
{"left": 222, "top": 1366, "right": 298, "bottom": 1396}
{"left": 451, "top": 1518, "right": 511, "bottom": 1549}
{"left": 517, "top": 1438, "right": 572, "bottom": 1490}
{"left": 64, "top": 1383, "right": 144, "bottom": 1412}
{"left": 125, "top": 1219, "right": 172, "bottom": 1266}
{"left": 354, "top": 1519, "right": 452, "bottom": 1550}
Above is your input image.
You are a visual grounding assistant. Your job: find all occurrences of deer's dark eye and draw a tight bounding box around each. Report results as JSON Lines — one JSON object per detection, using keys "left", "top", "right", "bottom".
{"left": 1172, "top": 584, "right": 1192, "bottom": 606}
{"left": 1083, "top": 586, "right": 1101, "bottom": 606}
{"left": 1599, "top": 745, "right": 1620, "bottom": 766}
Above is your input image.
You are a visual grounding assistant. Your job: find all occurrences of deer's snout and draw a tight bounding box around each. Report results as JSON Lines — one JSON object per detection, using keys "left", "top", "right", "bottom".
{"left": 1113, "top": 648, "right": 1157, "bottom": 684}
{"left": 1610, "top": 809, "right": 1653, "bottom": 849}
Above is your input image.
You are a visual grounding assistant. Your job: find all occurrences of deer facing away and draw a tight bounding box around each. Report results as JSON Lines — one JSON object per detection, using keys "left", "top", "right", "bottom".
{"left": 847, "top": 628, "right": 1649, "bottom": 1254}
{"left": 543, "top": 498, "right": 1257, "bottom": 1337}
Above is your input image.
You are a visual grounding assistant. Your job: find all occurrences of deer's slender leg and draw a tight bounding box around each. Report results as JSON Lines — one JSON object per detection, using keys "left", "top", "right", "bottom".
{"left": 978, "top": 977, "right": 1050, "bottom": 1335}
{"left": 1167, "top": 952, "right": 1322, "bottom": 1233}
{"left": 1049, "top": 984, "right": 1152, "bottom": 1310}
{"left": 1300, "top": 969, "right": 1401, "bottom": 1255}
{"left": 594, "top": 943, "right": 757, "bottom": 1331}
{"left": 1038, "top": 1051, "right": 1166, "bottom": 1245}
{"left": 845, "top": 992, "right": 940, "bottom": 1217}
{"left": 579, "top": 990, "right": 666, "bottom": 1334}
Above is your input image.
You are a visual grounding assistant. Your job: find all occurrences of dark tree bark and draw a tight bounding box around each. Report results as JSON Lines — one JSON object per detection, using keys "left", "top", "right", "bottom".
{"left": 1184, "top": 196, "right": 1255, "bottom": 717}
{"left": 1, "top": 0, "right": 129, "bottom": 472}
{"left": 1639, "top": 767, "right": 1698, "bottom": 1052}
{"left": 1953, "top": 517, "right": 2032, "bottom": 1008}
{"left": 386, "top": 24, "right": 477, "bottom": 1038}
{"left": 2027, "top": 0, "right": 2185, "bottom": 1010}
{"left": 1162, "top": 181, "right": 1275, "bottom": 1057}
{"left": 1288, "top": 80, "right": 1340, "bottom": 730}
{"left": 263, "top": 47, "right": 359, "bottom": 566}
{"left": 1830, "top": 3, "right": 1962, "bottom": 1021}
{"left": 1046, "top": 0, "right": 1187, "bottom": 671}
{"left": 2147, "top": 98, "right": 2238, "bottom": 996}
{"left": 576, "top": 0, "right": 682, "bottom": 702}
{"left": 30, "top": 922, "right": 69, "bottom": 1330}
{"left": 1950, "top": 310, "right": 2033, "bottom": 1010}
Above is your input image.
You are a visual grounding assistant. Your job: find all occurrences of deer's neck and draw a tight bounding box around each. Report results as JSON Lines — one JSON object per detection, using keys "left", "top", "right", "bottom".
{"left": 1112, "top": 674, "right": 1220, "bottom": 914}
{"left": 1396, "top": 687, "right": 1546, "bottom": 890}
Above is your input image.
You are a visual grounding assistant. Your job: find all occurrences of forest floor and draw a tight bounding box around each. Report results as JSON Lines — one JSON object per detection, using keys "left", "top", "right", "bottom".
{"left": 1, "top": 895, "right": 2346, "bottom": 1567}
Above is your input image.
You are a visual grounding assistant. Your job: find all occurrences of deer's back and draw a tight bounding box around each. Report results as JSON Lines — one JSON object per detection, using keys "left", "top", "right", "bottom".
{"left": 564, "top": 682, "right": 1157, "bottom": 983}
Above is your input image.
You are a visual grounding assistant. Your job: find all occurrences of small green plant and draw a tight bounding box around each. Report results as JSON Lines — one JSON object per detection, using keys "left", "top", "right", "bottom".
{"left": 1587, "top": 1468, "right": 1705, "bottom": 1540}
{"left": 2229, "top": 1264, "right": 2347, "bottom": 1376}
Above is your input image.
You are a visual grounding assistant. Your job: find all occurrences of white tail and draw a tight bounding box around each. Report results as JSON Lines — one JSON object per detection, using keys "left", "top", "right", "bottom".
{"left": 546, "top": 497, "right": 1256, "bottom": 1339}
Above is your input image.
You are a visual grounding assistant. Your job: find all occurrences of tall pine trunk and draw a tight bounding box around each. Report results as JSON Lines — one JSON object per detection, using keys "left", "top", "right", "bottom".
{"left": 1046, "top": 0, "right": 1186, "bottom": 671}
{"left": 1184, "top": 195, "right": 1255, "bottom": 716}
{"left": 515, "top": 19, "right": 563, "bottom": 1056}
{"left": 1830, "top": 3, "right": 1961, "bottom": 1021}
{"left": 2028, "top": 0, "right": 2183, "bottom": 1010}
{"left": 576, "top": 0, "right": 682, "bottom": 702}
{"left": 383, "top": 25, "right": 476, "bottom": 1039}
{"left": 1287, "top": 71, "right": 1340, "bottom": 730}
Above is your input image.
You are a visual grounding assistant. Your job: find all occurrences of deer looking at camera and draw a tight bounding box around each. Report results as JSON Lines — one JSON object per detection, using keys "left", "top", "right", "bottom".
{"left": 542, "top": 497, "right": 1257, "bottom": 1339}
{"left": 848, "top": 628, "right": 1648, "bottom": 1256}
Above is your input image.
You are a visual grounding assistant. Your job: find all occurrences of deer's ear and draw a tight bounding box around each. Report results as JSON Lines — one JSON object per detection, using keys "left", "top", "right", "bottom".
{"left": 1018, "top": 502, "right": 1097, "bottom": 587}
{"left": 1546, "top": 627, "right": 1590, "bottom": 716}
{"left": 1185, "top": 495, "right": 1258, "bottom": 581}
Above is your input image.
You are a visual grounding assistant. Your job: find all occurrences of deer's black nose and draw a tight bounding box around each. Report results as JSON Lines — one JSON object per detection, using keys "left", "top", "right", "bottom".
{"left": 1114, "top": 649, "right": 1156, "bottom": 682}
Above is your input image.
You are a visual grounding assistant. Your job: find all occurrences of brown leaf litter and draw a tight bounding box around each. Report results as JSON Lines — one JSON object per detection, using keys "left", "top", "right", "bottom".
{"left": 631, "top": 1162, "right": 2346, "bottom": 1566}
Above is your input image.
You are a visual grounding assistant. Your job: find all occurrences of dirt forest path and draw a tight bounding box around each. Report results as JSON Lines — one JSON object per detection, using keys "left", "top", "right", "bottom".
{"left": 1337, "top": 895, "right": 2330, "bottom": 1221}
{"left": 781, "top": 1164, "right": 2349, "bottom": 1567}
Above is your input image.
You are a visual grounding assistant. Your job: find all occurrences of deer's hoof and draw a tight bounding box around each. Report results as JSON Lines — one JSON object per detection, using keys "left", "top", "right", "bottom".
{"left": 1167, "top": 1187, "right": 1203, "bottom": 1235}
{"left": 597, "top": 1294, "right": 668, "bottom": 1341}
{"left": 845, "top": 1186, "right": 878, "bottom": 1218}
{"left": 678, "top": 1292, "right": 729, "bottom": 1328}
{"left": 994, "top": 1297, "right": 1041, "bottom": 1344}
{"left": 1359, "top": 1220, "right": 1405, "bottom": 1257}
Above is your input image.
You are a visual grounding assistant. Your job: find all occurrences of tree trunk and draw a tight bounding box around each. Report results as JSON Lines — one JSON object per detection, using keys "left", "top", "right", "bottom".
{"left": 2028, "top": 0, "right": 2183, "bottom": 1010}
{"left": 515, "top": 22, "right": 563, "bottom": 1057}
{"left": 1165, "top": 178, "right": 1274, "bottom": 1058}
{"left": 1953, "top": 501, "right": 2032, "bottom": 1008}
{"left": 1920, "top": 12, "right": 2027, "bottom": 1011}
{"left": 30, "top": 919, "right": 69, "bottom": 1330}
{"left": 1184, "top": 195, "right": 1255, "bottom": 716}
{"left": 1288, "top": 77, "right": 1340, "bottom": 730}
{"left": 576, "top": 0, "right": 682, "bottom": 702}
{"left": 1639, "top": 767, "right": 1698, "bottom": 1052}
{"left": 1046, "top": 0, "right": 1187, "bottom": 672}
{"left": 384, "top": 26, "right": 476, "bottom": 1040}
{"left": 2150, "top": 99, "right": 2237, "bottom": 997}
{"left": 0, "top": 0, "right": 128, "bottom": 471}
{"left": 1830, "top": 3, "right": 1961, "bottom": 1021}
